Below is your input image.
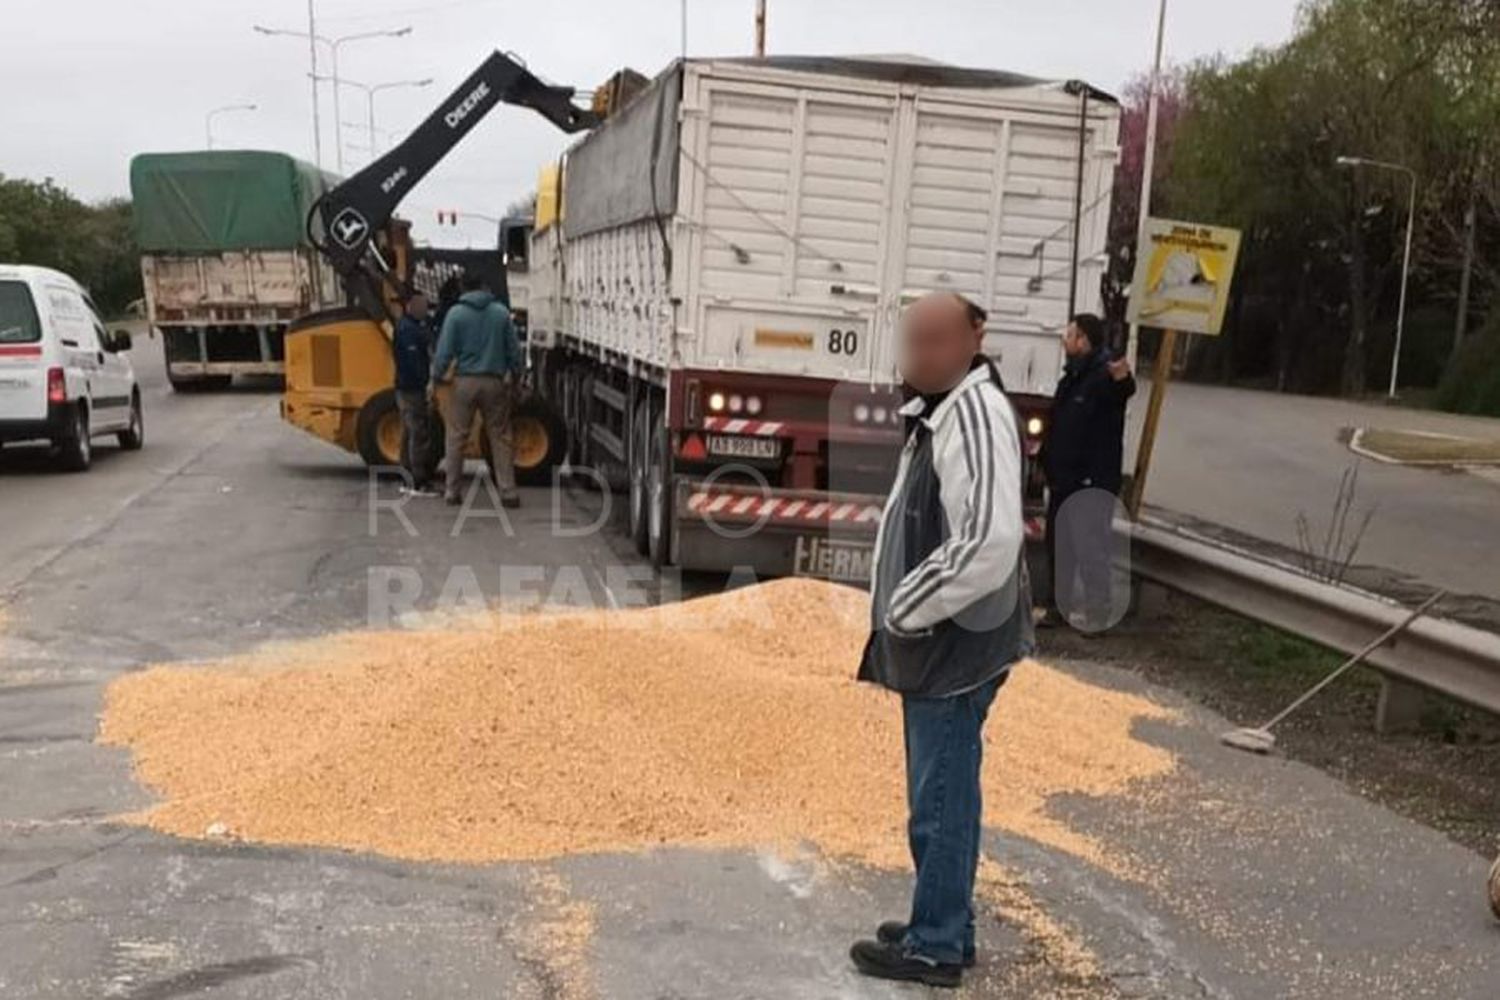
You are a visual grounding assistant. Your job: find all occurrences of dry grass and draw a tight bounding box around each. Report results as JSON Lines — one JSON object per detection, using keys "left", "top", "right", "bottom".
{"left": 1355, "top": 428, "right": 1500, "bottom": 465}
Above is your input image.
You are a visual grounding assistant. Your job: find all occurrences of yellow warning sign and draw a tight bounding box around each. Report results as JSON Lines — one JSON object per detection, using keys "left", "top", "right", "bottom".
{"left": 1127, "top": 218, "right": 1242, "bottom": 337}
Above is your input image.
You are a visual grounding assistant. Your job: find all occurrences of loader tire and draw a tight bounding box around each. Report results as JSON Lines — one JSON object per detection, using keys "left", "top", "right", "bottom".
{"left": 355, "top": 389, "right": 404, "bottom": 468}
{"left": 511, "top": 396, "right": 567, "bottom": 487}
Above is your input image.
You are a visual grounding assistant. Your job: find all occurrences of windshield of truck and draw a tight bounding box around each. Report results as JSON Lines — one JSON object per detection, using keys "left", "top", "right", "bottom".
{"left": 0, "top": 280, "right": 42, "bottom": 343}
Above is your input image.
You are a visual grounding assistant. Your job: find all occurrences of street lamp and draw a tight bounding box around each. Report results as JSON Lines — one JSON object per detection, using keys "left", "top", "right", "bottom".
{"left": 321, "top": 75, "right": 433, "bottom": 158}
{"left": 205, "top": 103, "right": 257, "bottom": 149}
{"left": 254, "top": 22, "right": 412, "bottom": 173}
{"left": 1337, "top": 155, "right": 1418, "bottom": 400}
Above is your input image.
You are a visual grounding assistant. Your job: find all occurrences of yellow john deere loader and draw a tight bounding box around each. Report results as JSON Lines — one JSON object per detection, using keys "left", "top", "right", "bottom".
{"left": 280, "top": 51, "right": 600, "bottom": 481}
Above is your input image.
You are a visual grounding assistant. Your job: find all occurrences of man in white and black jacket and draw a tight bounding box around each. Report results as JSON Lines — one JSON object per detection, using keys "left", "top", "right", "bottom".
{"left": 851, "top": 293, "right": 1033, "bottom": 988}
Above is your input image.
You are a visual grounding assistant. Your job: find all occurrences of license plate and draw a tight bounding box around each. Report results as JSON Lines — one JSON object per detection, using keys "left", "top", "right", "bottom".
{"left": 707, "top": 434, "right": 779, "bottom": 460}
{"left": 794, "top": 536, "right": 874, "bottom": 584}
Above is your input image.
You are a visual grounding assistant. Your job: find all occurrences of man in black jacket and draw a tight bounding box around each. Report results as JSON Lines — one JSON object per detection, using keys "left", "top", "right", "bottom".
{"left": 851, "top": 293, "right": 1032, "bottom": 989}
{"left": 393, "top": 292, "right": 438, "bottom": 496}
{"left": 1040, "top": 313, "right": 1135, "bottom": 631}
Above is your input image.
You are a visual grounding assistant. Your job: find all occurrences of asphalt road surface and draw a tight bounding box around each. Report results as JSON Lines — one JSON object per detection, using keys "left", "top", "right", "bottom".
{"left": 1, "top": 335, "right": 1495, "bottom": 998}
{"left": 1131, "top": 380, "right": 1500, "bottom": 601}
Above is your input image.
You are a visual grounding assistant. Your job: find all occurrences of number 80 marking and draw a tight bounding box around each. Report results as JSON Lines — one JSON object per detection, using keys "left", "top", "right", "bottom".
{"left": 827, "top": 329, "right": 860, "bottom": 355}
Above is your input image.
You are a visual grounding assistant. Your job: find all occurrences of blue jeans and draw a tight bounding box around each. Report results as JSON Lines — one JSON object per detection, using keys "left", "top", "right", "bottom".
{"left": 901, "top": 674, "right": 1003, "bottom": 965}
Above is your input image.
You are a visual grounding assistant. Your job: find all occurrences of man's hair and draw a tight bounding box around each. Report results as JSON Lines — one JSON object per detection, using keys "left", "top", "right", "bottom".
{"left": 1071, "top": 312, "right": 1106, "bottom": 351}
{"left": 461, "top": 271, "right": 485, "bottom": 292}
{"left": 954, "top": 293, "right": 988, "bottom": 329}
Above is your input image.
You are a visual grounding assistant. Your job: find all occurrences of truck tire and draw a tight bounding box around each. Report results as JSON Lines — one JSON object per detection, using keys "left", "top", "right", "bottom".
{"left": 54, "top": 404, "right": 91, "bottom": 473}
{"left": 628, "top": 397, "right": 653, "bottom": 556}
{"left": 117, "top": 391, "right": 145, "bottom": 451}
{"left": 512, "top": 396, "right": 568, "bottom": 487}
{"left": 646, "top": 418, "right": 674, "bottom": 569}
{"left": 166, "top": 368, "right": 232, "bottom": 393}
{"left": 355, "top": 389, "right": 404, "bottom": 468}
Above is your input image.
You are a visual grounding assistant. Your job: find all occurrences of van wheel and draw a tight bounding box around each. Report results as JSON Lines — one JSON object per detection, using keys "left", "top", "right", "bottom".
{"left": 56, "top": 405, "right": 92, "bottom": 473}
{"left": 117, "top": 392, "right": 144, "bottom": 451}
{"left": 646, "top": 417, "right": 674, "bottom": 569}
{"left": 355, "top": 389, "right": 403, "bottom": 467}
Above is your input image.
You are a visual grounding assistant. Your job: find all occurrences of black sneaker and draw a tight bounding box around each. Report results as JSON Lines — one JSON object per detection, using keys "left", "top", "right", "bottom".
{"left": 876, "top": 922, "right": 976, "bottom": 968}
{"left": 501, "top": 493, "right": 521, "bottom": 509}
{"left": 445, "top": 492, "right": 463, "bottom": 507}
{"left": 850, "top": 939, "right": 963, "bottom": 988}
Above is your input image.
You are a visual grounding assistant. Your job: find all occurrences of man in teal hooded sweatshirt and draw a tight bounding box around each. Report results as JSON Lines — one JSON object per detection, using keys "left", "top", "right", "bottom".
{"left": 429, "top": 271, "right": 524, "bottom": 507}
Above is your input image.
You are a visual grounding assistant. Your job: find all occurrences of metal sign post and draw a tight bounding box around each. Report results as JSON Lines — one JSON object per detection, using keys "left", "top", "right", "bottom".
{"left": 1125, "top": 218, "right": 1242, "bottom": 519}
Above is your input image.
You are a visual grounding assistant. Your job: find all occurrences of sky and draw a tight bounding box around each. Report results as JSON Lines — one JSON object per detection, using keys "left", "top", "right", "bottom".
{"left": 0, "top": 0, "right": 1303, "bottom": 247}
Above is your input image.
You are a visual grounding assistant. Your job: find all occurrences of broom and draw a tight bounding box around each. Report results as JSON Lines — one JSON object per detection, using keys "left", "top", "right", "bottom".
{"left": 1219, "top": 590, "right": 1446, "bottom": 755}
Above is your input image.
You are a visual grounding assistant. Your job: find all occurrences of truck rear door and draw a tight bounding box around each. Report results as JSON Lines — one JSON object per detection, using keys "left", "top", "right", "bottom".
{"left": 682, "top": 70, "right": 901, "bottom": 384}
{"left": 897, "top": 96, "right": 1116, "bottom": 399}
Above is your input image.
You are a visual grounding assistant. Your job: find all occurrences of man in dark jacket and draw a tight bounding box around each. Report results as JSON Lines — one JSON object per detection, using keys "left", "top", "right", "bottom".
{"left": 851, "top": 293, "right": 1032, "bottom": 989}
{"left": 393, "top": 292, "right": 438, "bottom": 496}
{"left": 1040, "top": 313, "right": 1135, "bottom": 631}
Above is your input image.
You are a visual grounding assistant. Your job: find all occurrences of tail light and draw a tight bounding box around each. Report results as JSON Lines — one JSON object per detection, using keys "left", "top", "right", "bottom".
{"left": 46, "top": 367, "right": 66, "bottom": 404}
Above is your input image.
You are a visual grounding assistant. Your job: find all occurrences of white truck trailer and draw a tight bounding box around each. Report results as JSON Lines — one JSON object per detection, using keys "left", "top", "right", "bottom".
{"left": 130, "top": 152, "right": 344, "bottom": 390}
{"left": 526, "top": 55, "right": 1121, "bottom": 580}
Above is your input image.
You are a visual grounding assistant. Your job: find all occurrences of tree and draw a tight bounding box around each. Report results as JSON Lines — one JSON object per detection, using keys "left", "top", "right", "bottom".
{"left": 0, "top": 175, "right": 142, "bottom": 316}
{"left": 1151, "top": 0, "right": 1498, "bottom": 396}
{"left": 1103, "top": 70, "right": 1188, "bottom": 342}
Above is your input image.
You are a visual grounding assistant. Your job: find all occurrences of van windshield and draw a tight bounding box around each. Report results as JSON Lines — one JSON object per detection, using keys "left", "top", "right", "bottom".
{"left": 0, "top": 281, "right": 42, "bottom": 343}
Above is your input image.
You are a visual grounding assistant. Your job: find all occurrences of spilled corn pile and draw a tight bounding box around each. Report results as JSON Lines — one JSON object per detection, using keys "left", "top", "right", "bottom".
{"left": 100, "top": 579, "right": 1177, "bottom": 872}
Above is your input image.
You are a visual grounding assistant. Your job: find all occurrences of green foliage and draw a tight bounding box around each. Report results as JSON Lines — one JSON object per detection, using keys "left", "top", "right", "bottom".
{"left": 1153, "top": 0, "right": 1500, "bottom": 396}
{"left": 1435, "top": 312, "right": 1500, "bottom": 415}
{"left": 0, "top": 175, "right": 142, "bottom": 317}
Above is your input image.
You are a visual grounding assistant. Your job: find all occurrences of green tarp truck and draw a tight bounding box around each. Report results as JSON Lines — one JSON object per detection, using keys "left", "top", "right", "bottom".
{"left": 129, "top": 151, "right": 345, "bottom": 389}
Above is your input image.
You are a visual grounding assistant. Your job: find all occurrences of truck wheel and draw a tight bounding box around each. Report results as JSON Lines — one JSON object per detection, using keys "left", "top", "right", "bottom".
{"left": 55, "top": 404, "right": 92, "bottom": 473}
{"left": 355, "top": 389, "right": 404, "bottom": 468}
{"left": 512, "top": 397, "right": 568, "bottom": 487}
{"left": 117, "top": 392, "right": 144, "bottom": 451}
{"left": 646, "top": 418, "right": 674, "bottom": 569}
{"left": 628, "top": 397, "right": 653, "bottom": 555}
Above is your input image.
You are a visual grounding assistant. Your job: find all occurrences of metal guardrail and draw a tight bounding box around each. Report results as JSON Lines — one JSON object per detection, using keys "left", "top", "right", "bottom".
{"left": 1125, "top": 516, "right": 1500, "bottom": 718}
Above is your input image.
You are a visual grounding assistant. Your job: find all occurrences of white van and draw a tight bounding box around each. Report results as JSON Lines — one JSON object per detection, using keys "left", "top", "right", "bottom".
{"left": 0, "top": 264, "right": 143, "bottom": 471}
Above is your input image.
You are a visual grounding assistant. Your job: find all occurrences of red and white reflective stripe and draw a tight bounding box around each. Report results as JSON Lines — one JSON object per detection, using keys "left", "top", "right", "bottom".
{"left": 0, "top": 345, "right": 42, "bottom": 358}
{"left": 685, "top": 491, "right": 884, "bottom": 526}
{"left": 702, "top": 416, "right": 785, "bottom": 436}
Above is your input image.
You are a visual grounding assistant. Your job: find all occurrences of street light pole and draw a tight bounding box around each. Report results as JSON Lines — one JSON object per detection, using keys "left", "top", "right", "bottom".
{"left": 322, "top": 75, "right": 433, "bottom": 158}
{"left": 1336, "top": 156, "right": 1418, "bottom": 400}
{"left": 327, "top": 27, "right": 412, "bottom": 172}
{"left": 255, "top": 21, "right": 412, "bottom": 172}
{"left": 205, "top": 103, "right": 257, "bottom": 150}
{"left": 306, "top": 0, "right": 321, "bottom": 167}
{"left": 1127, "top": 0, "right": 1169, "bottom": 356}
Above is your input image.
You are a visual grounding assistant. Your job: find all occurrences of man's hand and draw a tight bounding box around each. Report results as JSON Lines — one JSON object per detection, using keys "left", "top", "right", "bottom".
{"left": 1107, "top": 358, "right": 1132, "bottom": 382}
{"left": 426, "top": 381, "right": 439, "bottom": 405}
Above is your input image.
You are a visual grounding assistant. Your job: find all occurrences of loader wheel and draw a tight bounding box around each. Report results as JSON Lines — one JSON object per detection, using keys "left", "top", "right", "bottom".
{"left": 355, "top": 389, "right": 404, "bottom": 468}
{"left": 512, "top": 397, "right": 567, "bottom": 487}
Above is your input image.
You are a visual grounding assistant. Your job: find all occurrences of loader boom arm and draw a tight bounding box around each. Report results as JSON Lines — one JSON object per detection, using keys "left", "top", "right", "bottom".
{"left": 309, "top": 50, "right": 599, "bottom": 317}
